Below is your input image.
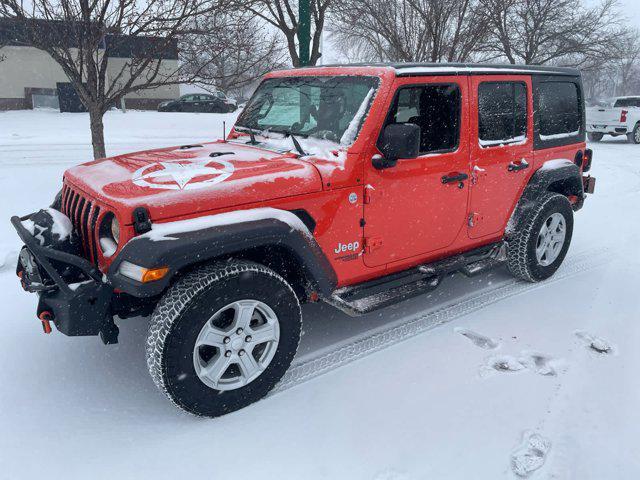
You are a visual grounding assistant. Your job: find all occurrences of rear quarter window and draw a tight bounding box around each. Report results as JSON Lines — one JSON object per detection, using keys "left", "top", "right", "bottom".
{"left": 533, "top": 78, "right": 585, "bottom": 149}
{"left": 537, "top": 82, "right": 581, "bottom": 139}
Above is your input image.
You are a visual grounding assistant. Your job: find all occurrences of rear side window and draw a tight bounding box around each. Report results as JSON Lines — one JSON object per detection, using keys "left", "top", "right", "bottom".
{"left": 478, "top": 82, "right": 527, "bottom": 146}
{"left": 538, "top": 82, "right": 581, "bottom": 138}
{"left": 385, "top": 84, "right": 460, "bottom": 153}
{"left": 614, "top": 98, "right": 640, "bottom": 108}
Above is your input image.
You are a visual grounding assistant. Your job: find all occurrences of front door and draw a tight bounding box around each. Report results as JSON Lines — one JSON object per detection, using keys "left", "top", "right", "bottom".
{"left": 468, "top": 76, "right": 534, "bottom": 239}
{"left": 363, "top": 77, "right": 471, "bottom": 268}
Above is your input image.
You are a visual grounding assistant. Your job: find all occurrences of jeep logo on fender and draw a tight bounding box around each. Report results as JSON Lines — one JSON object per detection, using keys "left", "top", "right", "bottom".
{"left": 132, "top": 158, "right": 235, "bottom": 190}
{"left": 334, "top": 241, "right": 360, "bottom": 254}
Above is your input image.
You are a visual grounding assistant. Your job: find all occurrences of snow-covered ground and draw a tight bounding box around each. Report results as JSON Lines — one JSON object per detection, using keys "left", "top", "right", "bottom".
{"left": 0, "top": 110, "right": 638, "bottom": 480}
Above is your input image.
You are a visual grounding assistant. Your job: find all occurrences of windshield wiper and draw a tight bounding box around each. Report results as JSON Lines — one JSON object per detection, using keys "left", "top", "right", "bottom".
{"left": 289, "top": 133, "right": 306, "bottom": 156}
{"left": 236, "top": 126, "right": 260, "bottom": 145}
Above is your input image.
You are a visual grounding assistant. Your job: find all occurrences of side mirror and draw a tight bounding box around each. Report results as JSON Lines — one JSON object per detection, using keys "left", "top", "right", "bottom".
{"left": 375, "top": 123, "right": 421, "bottom": 169}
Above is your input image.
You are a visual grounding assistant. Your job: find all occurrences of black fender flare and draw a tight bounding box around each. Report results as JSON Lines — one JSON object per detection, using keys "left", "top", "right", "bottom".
{"left": 107, "top": 217, "right": 337, "bottom": 298}
{"left": 509, "top": 162, "right": 583, "bottom": 233}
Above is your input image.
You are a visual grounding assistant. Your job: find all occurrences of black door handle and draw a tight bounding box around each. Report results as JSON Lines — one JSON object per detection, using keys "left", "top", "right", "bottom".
{"left": 441, "top": 173, "right": 469, "bottom": 184}
{"left": 508, "top": 160, "right": 529, "bottom": 172}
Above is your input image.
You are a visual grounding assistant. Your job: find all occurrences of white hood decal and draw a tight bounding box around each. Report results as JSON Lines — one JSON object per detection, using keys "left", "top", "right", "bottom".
{"left": 132, "top": 158, "right": 235, "bottom": 190}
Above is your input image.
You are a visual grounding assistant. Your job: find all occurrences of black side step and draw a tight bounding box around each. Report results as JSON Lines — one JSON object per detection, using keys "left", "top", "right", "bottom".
{"left": 326, "top": 242, "right": 506, "bottom": 316}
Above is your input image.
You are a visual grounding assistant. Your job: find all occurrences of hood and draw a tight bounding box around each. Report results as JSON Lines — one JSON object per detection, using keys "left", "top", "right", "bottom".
{"left": 64, "top": 141, "right": 323, "bottom": 223}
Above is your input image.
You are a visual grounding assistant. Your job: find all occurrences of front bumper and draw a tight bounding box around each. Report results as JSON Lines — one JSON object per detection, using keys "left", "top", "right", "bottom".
{"left": 11, "top": 215, "right": 118, "bottom": 343}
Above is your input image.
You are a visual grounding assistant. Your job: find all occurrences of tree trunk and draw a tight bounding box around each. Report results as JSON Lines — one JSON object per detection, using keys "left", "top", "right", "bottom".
{"left": 89, "top": 109, "right": 107, "bottom": 159}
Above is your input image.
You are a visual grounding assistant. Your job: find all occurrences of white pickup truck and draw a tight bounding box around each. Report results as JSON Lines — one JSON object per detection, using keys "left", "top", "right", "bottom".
{"left": 586, "top": 96, "right": 640, "bottom": 144}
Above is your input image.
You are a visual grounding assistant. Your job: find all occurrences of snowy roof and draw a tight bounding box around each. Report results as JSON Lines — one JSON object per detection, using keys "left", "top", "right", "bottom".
{"left": 298, "top": 63, "right": 580, "bottom": 77}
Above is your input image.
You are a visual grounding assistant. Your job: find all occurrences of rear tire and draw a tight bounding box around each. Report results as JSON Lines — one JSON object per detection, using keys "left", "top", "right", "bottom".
{"left": 587, "top": 132, "right": 603, "bottom": 142}
{"left": 627, "top": 123, "right": 640, "bottom": 144}
{"left": 507, "top": 193, "right": 574, "bottom": 282}
{"left": 146, "top": 260, "right": 301, "bottom": 417}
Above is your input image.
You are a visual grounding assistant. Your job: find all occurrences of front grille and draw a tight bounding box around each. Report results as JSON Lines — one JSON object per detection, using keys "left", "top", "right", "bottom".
{"left": 61, "top": 184, "right": 101, "bottom": 266}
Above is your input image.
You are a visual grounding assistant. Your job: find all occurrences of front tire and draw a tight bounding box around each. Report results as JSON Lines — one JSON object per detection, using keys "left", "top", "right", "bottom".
{"left": 507, "top": 193, "right": 574, "bottom": 282}
{"left": 587, "top": 132, "right": 603, "bottom": 142}
{"left": 627, "top": 123, "right": 640, "bottom": 144}
{"left": 146, "top": 261, "right": 301, "bottom": 417}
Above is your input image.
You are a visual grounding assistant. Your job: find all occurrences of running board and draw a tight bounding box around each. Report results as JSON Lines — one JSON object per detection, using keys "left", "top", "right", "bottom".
{"left": 326, "top": 242, "right": 506, "bottom": 316}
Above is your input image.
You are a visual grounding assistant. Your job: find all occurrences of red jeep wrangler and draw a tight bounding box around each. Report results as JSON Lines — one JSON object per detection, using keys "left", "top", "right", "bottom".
{"left": 12, "top": 63, "right": 596, "bottom": 417}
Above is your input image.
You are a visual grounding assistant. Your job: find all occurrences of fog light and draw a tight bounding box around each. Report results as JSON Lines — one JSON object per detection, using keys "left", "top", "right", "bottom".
{"left": 119, "top": 261, "right": 169, "bottom": 283}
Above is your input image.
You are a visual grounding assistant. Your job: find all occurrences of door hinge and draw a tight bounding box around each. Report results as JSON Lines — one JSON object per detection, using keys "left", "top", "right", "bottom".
{"left": 364, "top": 237, "right": 383, "bottom": 253}
{"left": 468, "top": 212, "right": 483, "bottom": 227}
{"left": 364, "top": 185, "right": 375, "bottom": 204}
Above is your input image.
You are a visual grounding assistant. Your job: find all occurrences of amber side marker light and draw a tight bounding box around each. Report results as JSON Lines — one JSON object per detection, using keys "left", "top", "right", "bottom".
{"left": 119, "top": 261, "right": 169, "bottom": 283}
{"left": 141, "top": 267, "right": 170, "bottom": 283}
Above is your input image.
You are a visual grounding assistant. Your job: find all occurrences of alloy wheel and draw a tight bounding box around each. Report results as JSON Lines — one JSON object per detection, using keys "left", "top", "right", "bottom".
{"left": 535, "top": 212, "right": 566, "bottom": 267}
{"left": 193, "top": 300, "right": 280, "bottom": 391}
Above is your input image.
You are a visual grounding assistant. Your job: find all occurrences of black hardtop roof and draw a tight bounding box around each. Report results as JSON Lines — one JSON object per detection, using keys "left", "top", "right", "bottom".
{"left": 299, "top": 62, "right": 581, "bottom": 77}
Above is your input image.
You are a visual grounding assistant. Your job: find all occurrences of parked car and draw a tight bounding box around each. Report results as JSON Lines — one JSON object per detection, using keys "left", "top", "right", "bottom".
{"left": 12, "top": 63, "right": 595, "bottom": 418}
{"left": 586, "top": 96, "right": 640, "bottom": 143}
{"left": 158, "top": 92, "right": 237, "bottom": 113}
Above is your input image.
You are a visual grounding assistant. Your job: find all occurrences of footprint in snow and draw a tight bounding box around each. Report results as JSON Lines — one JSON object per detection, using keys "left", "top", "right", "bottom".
{"left": 484, "top": 355, "right": 527, "bottom": 375}
{"left": 575, "top": 330, "right": 616, "bottom": 355}
{"left": 372, "top": 469, "right": 409, "bottom": 480}
{"left": 520, "top": 351, "right": 561, "bottom": 377}
{"left": 455, "top": 327, "right": 500, "bottom": 350}
{"left": 511, "top": 430, "right": 551, "bottom": 478}
{"left": 482, "top": 352, "right": 563, "bottom": 377}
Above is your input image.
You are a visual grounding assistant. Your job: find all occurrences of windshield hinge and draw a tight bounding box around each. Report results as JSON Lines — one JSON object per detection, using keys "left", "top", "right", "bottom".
{"left": 364, "top": 237, "right": 383, "bottom": 253}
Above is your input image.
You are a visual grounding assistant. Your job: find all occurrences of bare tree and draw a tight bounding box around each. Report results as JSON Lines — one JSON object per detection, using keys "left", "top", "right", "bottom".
{"left": 180, "top": 10, "right": 286, "bottom": 98}
{"left": 330, "top": 0, "right": 489, "bottom": 63}
{"left": 244, "top": 0, "right": 333, "bottom": 67}
{"left": 0, "top": 0, "right": 231, "bottom": 159}
{"left": 612, "top": 29, "right": 640, "bottom": 96}
{"left": 478, "top": 0, "right": 622, "bottom": 66}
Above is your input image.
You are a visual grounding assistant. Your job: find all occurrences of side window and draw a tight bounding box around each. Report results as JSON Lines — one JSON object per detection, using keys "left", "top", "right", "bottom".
{"left": 478, "top": 82, "right": 527, "bottom": 147}
{"left": 538, "top": 82, "right": 581, "bottom": 138}
{"left": 385, "top": 84, "right": 460, "bottom": 153}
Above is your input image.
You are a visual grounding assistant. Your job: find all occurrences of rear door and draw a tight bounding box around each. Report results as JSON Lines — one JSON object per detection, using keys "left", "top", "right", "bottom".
{"left": 363, "top": 76, "right": 471, "bottom": 267}
{"left": 468, "top": 76, "right": 533, "bottom": 239}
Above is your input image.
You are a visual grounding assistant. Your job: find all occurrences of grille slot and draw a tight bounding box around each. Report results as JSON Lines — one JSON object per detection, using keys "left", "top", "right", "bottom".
{"left": 60, "top": 184, "right": 101, "bottom": 266}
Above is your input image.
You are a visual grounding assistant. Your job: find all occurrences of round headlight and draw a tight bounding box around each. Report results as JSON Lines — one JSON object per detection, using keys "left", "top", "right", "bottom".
{"left": 110, "top": 216, "right": 120, "bottom": 244}
{"left": 99, "top": 213, "right": 120, "bottom": 257}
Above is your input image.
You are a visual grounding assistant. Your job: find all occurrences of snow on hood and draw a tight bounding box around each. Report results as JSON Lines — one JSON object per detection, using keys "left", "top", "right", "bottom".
{"left": 63, "top": 142, "right": 323, "bottom": 223}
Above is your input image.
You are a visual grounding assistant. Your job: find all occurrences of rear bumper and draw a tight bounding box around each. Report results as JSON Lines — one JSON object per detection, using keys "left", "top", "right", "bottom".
{"left": 583, "top": 175, "right": 596, "bottom": 194}
{"left": 587, "top": 123, "right": 627, "bottom": 134}
{"left": 11, "top": 215, "right": 117, "bottom": 342}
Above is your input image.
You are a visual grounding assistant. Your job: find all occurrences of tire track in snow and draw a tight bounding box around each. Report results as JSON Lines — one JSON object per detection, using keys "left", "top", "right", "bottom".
{"left": 272, "top": 248, "right": 609, "bottom": 395}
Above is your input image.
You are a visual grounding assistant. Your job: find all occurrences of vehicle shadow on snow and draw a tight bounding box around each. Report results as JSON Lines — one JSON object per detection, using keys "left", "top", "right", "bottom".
{"left": 8, "top": 266, "right": 514, "bottom": 423}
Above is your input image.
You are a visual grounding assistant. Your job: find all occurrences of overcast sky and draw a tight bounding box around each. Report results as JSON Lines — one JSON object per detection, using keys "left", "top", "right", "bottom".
{"left": 322, "top": 0, "right": 640, "bottom": 64}
{"left": 586, "top": 0, "right": 640, "bottom": 29}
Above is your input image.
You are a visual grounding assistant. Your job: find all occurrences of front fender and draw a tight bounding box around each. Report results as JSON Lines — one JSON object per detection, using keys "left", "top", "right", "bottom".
{"left": 107, "top": 214, "right": 337, "bottom": 299}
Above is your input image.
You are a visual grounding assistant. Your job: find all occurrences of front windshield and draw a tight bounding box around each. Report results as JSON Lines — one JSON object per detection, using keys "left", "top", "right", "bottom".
{"left": 235, "top": 76, "right": 379, "bottom": 145}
